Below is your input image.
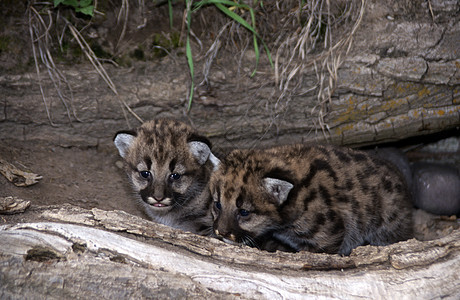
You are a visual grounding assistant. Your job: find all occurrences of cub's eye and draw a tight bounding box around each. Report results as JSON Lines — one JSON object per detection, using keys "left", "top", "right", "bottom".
{"left": 215, "top": 201, "right": 222, "bottom": 210}
{"left": 139, "top": 171, "right": 151, "bottom": 179}
{"left": 169, "top": 173, "right": 181, "bottom": 180}
{"left": 239, "top": 209, "right": 250, "bottom": 217}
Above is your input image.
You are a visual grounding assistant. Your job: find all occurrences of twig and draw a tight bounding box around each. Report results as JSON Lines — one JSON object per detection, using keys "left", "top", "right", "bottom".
{"left": 200, "top": 22, "right": 232, "bottom": 86}
{"left": 115, "top": 0, "right": 129, "bottom": 52}
{"left": 65, "top": 20, "right": 143, "bottom": 123}
{"left": 28, "top": 5, "right": 57, "bottom": 127}
{"left": 427, "top": 0, "right": 435, "bottom": 21}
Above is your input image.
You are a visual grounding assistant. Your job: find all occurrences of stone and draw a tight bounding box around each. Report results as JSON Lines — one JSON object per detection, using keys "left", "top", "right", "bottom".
{"left": 411, "top": 162, "right": 460, "bottom": 215}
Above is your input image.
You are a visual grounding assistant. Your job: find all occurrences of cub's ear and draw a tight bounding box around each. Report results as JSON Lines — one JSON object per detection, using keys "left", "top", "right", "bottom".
{"left": 188, "top": 141, "right": 220, "bottom": 169}
{"left": 113, "top": 131, "right": 136, "bottom": 158}
{"left": 187, "top": 134, "right": 220, "bottom": 169}
{"left": 263, "top": 177, "right": 294, "bottom": 206}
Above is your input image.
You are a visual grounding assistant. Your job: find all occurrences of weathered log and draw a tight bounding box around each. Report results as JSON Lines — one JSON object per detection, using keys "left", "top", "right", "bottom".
{"left": 1, "top": 205, "right": 459, "bottom": 299}
{"left": 0, "top": 1, "right": 458, "bottom": 149}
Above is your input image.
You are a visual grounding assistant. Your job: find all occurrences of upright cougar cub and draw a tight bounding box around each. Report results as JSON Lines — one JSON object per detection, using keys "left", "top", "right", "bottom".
{"left": 210, "top": 144, "right": 413, "bottom": 255}
{"left": 114, "top": 119, "right": 220, "bottom": 235}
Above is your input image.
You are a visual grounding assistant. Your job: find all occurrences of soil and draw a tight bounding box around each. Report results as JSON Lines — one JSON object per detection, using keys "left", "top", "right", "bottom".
{"left": 0, "top": 139, "right": 145, "bottom": 220}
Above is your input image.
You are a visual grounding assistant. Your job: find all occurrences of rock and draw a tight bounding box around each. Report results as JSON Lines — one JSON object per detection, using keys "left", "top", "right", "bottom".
{"left": 411, "top": 162, "right": 460, "bottom": 215}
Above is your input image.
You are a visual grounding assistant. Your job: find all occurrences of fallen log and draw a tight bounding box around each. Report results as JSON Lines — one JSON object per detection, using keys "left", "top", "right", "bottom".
{"left": 1, "top": 205, "right": 459, "bottom": 299}
{"left": 0, "top": 1, "right": 459, "bottom": 149}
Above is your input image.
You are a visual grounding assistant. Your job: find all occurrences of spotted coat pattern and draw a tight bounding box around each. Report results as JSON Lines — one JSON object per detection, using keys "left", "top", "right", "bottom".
{"left": 210, "top": 144, "right": 413, "bottom": 255}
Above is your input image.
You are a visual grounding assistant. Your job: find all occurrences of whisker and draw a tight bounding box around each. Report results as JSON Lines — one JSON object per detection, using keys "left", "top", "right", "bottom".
{"left": 201, "top": 226, "right": 214, "bottom": 237}
{"left": 243, "top": 235, "right": 260, "bottom": 250}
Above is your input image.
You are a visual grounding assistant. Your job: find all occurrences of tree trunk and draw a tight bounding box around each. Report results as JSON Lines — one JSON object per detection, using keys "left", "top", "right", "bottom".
{"left": 1, "top": 205, "right": 459, "bottom": 299}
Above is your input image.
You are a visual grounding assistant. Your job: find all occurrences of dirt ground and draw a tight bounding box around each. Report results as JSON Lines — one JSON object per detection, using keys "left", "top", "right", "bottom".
{"left": 0, "top": 139, "right": 145, "bottom": 219}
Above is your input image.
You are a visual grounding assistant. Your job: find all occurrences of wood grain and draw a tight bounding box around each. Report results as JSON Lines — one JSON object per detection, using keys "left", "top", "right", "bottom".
{"left": 1, "top": 205, "right": 459, "bottom": 299}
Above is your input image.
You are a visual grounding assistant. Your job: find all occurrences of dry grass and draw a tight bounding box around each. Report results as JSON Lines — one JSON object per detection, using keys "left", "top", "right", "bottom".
{"left": 194, "top": 0, "right": 365, "bottom": 139}
{"left": 273, "top": 0, "right": 365, "bottom": 137}
{"left": 26, "top": 0, "right": 365, "bottom": 134}
{"left": 27, "top": 0, "right": 143, "bottom": 127}
{"left": 28, "top": 5, "right": 76, "bottom": 126}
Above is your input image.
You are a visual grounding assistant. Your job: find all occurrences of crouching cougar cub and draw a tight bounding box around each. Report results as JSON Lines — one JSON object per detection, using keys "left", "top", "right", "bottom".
{"left": 210, "top": 144, "right": 413, "bottom": 255}
{"left": 114, "top": 119, "right": 220, "bottom": 235}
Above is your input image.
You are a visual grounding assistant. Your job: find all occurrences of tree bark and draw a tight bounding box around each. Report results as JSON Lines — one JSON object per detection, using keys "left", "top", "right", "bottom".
{"left": 1, "top": 205, "right": 459, "bottom": 299}
{"left": 0, "top": 1, "right": 458, "bottom": 149}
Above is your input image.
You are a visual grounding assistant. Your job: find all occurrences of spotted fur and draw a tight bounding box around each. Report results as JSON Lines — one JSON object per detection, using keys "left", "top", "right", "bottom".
{"left": 114, "top": 119, "right": 219, "bottom": 235}
{"left": 210, "top": 144, "right": 413, "bottom": 255}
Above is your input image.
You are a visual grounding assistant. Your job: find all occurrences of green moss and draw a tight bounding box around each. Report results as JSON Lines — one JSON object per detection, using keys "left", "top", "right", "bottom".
{"left": 151, "top": 31, "right": 183, "bottom": 58}
{"left": 90, "top": 43, "right": 112, "bottom": 59}
{"left": 114, "top": 55, "right": 133, "bottom": 67}
{"left": 70, "top": 44, "right": 84, "bottom": 58}
{"left": 152, "top": 34, "right": 170, "bottom": 58}
{"left": 131, "top": 48, "right": 145, "bottom": 61}
{"left": 170, "top": 31, "right": 183, "bottom": 48}
{"left": 0, "top": 35, "right": 11, "bottom": 53}
{"left": 52, "top": 40, "right": 85, "bottom": 64}
{"left": 308, "top": 18, "right": 328, "bottom": 47}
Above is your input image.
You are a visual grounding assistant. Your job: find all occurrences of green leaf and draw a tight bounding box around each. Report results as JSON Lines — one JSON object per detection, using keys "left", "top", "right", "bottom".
{"left": 186, "top": 36, "right": 194, "bottom": 111}
{"left": 196, "top": 0, "right": 249, "bottom": 9}
{"left": 168, "top": 0, "right": 173, "bottom": 29}
{"left": 62, "top": 0, "right": 79, "bottom": 7}
{"left": 80, "top": 0, "right": 93, "bottom": 7}
{"left": 214, "top": 4, "right": 254, "bottom": 34}
{"left": 214, "top": 3, "right": 273, "bottom": 70}
{"left": 76, "top": 5, "right": 94, "bottom": 16}
{"left": 55, "top": 0, "right": 93, "bottom": 12}
{"left": 53, "top": 0, "right": 66, "bottom": 7}
{"left": 186, "top": 0, "right": 274, "bottom": 109}
{"left": 249, "top": 7, "right": 259, "bottom": 77}
{"left": 186, "top": 2, "right": 194, "bottom": 111}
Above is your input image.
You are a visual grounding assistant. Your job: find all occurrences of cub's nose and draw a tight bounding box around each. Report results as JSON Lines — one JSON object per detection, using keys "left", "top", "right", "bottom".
{"left": 152, "top": 190, "right": 165, "bottom": 202}
{"left": 153, "top": 196, "right": 164, "bottom": 202}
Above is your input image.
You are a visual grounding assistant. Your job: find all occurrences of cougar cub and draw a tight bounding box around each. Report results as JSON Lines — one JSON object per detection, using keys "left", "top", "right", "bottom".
{"left": 114, "top": 119, "right": 219, "bottom": 235}
{"left": 210, "top": 144, "right": 413, "bottom": 255}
